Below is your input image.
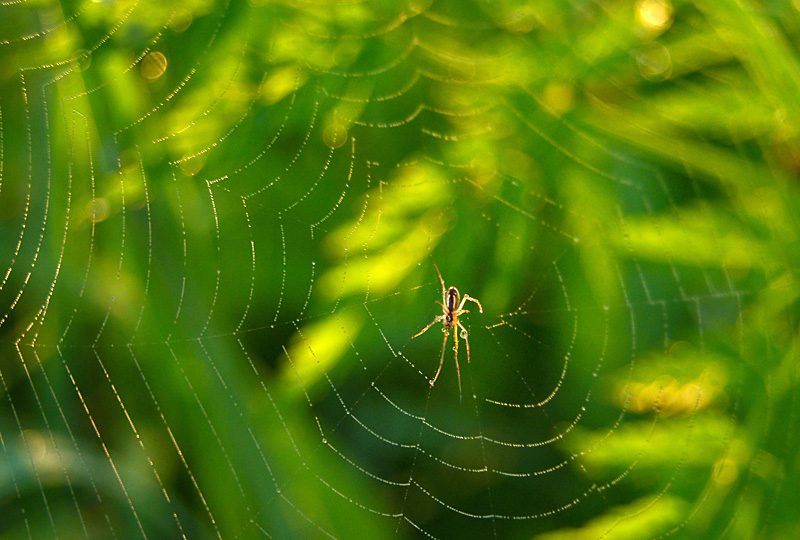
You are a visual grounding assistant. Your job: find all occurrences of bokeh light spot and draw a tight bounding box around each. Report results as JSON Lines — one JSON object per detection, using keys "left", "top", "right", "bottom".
{"left": 637, "top": 0, "right": 673, "bottom": 34}
{"left": 542, "top": 82, "right": 575, "bottom": 116}
{"left": 323, "top": 123, "right": 348, "bottom": 149}
{"left": 141, "top": 51, "right": 168, "bottom": 81}
{"left": 635, "top": 43, "right": 672, "bottom": 81}
{"left": 506, "top": 7, "right": 537, "bottom": 34}
{"left": 170, "top": 9, "right": 193, "bottom": 33}
{"left": 713, "top": 458, "right": 739, "bottom": 486}
{"left": 89, "top": 198, "right": 110, "bottom": 223}
{"left": 179, "top": 156, "right": 205, "bottom": 177}
{"left": 408, "top": 0, "right": 433, "bottom": 15}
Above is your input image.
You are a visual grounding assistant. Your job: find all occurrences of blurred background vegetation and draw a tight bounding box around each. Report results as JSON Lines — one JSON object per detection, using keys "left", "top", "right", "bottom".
{"left": 1, "top": 0, "right": 800, "bottom": 538}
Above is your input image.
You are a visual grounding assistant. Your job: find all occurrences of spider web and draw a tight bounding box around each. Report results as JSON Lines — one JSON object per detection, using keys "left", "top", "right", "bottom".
{"left": 0, "top": 0, "right": 797, "bottom": 539}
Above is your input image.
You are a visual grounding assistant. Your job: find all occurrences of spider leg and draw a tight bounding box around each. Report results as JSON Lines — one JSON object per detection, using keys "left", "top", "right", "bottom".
{"left": 431, "top": 260, "right": 447, "bottom": 297}
{"left": 459, "top": 294, "right": 483, "bottom": 313}
{"left": 457, "top": 321, "right": 470, "bottom": 364}
{"left": 453, "top": 327, "right": 462, "bottom": 403}
{"left": 411, "top": 316, "right": 443, "bottom": 339}
{"left": 431, "top": 328, "right": 449, "bottom": 386}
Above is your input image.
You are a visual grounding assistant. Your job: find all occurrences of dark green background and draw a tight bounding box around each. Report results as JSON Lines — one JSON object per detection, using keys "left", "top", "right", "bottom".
{"left": 1, "top": 0, "right": 799, "bottom": 538}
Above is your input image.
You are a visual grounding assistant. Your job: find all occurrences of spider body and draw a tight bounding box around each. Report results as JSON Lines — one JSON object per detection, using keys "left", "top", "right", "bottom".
{"left": 445, "top": 288, "right": 458, "bottom": 321}
{"left": 411, "top": 262, "right": 483, "bottom": 401}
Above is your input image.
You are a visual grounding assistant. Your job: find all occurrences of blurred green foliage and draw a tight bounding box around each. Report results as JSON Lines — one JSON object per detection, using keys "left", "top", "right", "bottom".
{"left": 1, "top": 0, "right": 800, "bottom": 539}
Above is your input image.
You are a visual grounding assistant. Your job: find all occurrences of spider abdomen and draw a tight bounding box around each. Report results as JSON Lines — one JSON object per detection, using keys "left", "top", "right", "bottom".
{"left": 446, "top": 287, "right": 459, "bottom": 311}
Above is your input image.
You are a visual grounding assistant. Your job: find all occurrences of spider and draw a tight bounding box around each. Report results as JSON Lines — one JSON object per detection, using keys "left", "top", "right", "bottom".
{"left": 411, "top": 260, "right": 483, "bottom": 401}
